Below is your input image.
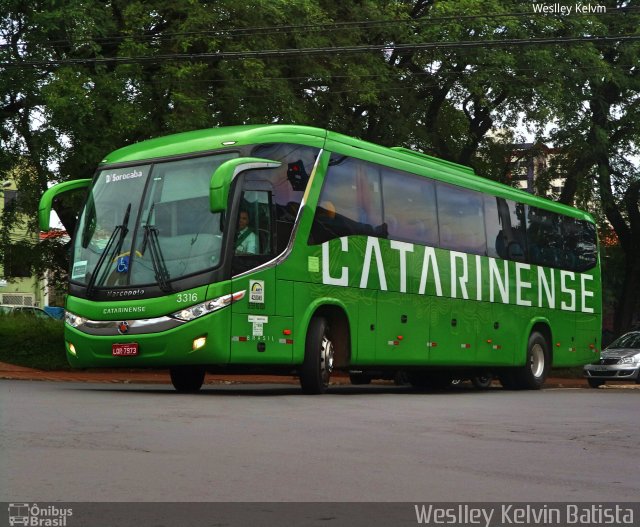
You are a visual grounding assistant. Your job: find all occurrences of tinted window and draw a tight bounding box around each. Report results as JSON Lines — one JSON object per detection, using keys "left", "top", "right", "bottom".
{"left": 436, "top": 182, "right": 486, "bottom": 255}
{"left": 484, "top": 197, "right": 526, "bottom": 261}
{"left": 381, "top": 168, "right": 438, "bottom": 246}
{"left": 310, "top": 156, "right": 384, "bottom": 244}
{"left": 561, "top": 217, "right": 598, "bottom": 271}
{"left": 526, "top": 207, "right": 564, "bottom": 268}
{"left": 251, "top": 144, "right": 320, "bottom": 252}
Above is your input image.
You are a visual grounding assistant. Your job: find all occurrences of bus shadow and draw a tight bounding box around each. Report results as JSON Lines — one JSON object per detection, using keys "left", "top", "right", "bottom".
{"left": 65, "top": 382, "right": 502, "bottom": 397}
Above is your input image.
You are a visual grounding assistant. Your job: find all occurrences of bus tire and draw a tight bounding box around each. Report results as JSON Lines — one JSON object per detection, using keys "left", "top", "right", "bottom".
{"left": 511, "top": 331, "right": 550, "bottom": 390}
{"left": 170, "top": 365, "right": 205, "bottom": 393}
{"left": 300, "top": 317, "right": 334, "bottom": 394}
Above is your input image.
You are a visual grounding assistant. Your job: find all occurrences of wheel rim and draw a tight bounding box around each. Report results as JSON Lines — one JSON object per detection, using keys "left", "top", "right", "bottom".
{"left": 320, "top": 335, "right": 334, "bottom": 383}
{"left": 530, "top": 343, "right": 545, "bottom": 378}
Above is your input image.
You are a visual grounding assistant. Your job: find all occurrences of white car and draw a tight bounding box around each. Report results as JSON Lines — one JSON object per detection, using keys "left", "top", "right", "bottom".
{"left": 0, "top": 305, "right": 55, "bottom": 319}
{"left": 584, "top": 331, "right": 640, "bottom": 388}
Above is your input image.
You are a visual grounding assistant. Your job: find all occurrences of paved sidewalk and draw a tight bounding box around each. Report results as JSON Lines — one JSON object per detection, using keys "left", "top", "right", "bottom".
{"left": 0, "top": 361, "right": 302, "bottom": 385}
{"left": 0, "top": 361, "right": 596, "bottom": 388}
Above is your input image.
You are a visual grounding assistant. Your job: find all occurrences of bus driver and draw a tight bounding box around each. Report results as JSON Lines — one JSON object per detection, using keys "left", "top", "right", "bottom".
{"left": 235, "top": 209, "right": 257, "bottom": 254}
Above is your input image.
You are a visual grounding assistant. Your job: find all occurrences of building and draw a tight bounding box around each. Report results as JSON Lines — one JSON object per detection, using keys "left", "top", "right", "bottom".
{"left": 508, "top": 143, "right": 565, "bottom": 197}
{"left": 0, "top": 177, "right": 46, "bottom": 307}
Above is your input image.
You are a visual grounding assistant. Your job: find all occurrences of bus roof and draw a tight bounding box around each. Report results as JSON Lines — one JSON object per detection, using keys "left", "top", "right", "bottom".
{"left": 101, "top": 124, "right": 594, "bottom": 223}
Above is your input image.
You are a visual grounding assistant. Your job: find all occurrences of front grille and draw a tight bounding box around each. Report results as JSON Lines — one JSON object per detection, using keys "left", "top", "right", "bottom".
{"left": 600, "top": 358, "right": 620, "bottom": 365}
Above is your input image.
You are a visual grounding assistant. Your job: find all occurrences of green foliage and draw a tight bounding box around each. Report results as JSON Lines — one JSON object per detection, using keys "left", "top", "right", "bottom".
{"left": 0, "top": 316, "right": 66, "bottom": 370}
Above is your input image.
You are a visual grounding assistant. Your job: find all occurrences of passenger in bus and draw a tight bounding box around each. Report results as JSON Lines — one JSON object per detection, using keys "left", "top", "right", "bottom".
{"left": 235, "top": 209, "right": 257, "bottom": 254}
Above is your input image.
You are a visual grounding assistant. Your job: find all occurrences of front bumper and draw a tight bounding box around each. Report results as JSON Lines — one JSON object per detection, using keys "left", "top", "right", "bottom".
{"left": 583, "top": 363, "right": 640, "bottom": 381}
{"left": 64, "top": 309, "right": 230, "bottom": 368}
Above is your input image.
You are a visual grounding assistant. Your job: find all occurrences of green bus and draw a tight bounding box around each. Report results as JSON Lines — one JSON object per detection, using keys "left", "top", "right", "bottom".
{"left": 39, "top": 125, "right": 601, "bottom": 393}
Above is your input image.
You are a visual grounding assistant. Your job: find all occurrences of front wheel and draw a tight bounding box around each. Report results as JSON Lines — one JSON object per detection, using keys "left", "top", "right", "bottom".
{"left": 170, "top": 365, "right": 205, "bottom": 393}
{"left": 300, "top": 317, "right": 334, "bottom": 394}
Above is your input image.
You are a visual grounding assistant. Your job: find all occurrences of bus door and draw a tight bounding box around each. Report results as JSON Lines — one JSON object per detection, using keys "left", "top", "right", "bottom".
{"left": 230, "top": 185, "right": 293, "bottom": 364}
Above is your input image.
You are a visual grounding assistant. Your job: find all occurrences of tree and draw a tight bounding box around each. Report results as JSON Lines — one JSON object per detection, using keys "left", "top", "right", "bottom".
{"left": 539, "top": 0, "right": 640, "bottom": 333}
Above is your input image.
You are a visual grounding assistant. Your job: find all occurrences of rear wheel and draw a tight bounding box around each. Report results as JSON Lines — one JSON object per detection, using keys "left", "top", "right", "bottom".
{"left": 498, "top": 331, "right": 551, "bottom": 390}
{"left": 587, "top": 378, "right": 605, "bottom": 388}
{"left": 170, "top": 365, "right": 205, "bottom": 393}
{"left": 300, "top": 317, "right": 334, "bottom": 394}
{"left": 510, "top": 331, "right": 550, "bottom": 390}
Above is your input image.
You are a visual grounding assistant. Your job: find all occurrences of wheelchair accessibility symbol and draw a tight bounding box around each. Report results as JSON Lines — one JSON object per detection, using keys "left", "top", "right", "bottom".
{"left": 116, "top": 255, "right": 129, "bottom": 273}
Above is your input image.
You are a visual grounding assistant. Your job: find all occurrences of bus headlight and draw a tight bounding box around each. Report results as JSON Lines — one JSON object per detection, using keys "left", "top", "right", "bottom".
{"left": 170, "top": 290, "right": 245, "bottom": 322}
{"left": 65, "top": 311, "right": 87, "bottom": 328}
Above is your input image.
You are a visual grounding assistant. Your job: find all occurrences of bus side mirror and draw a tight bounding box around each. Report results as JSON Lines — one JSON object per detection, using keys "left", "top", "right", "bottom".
{"left": 39, "top": 179, "right": 92, "bottom": 231}
{"left": 210, "top": 158, "right": 281, "bottom": 213}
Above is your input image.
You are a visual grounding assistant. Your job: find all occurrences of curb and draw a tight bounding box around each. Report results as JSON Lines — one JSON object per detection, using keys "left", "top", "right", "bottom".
{"left": 0, "top": 362, "right": 598, "bottom": 389}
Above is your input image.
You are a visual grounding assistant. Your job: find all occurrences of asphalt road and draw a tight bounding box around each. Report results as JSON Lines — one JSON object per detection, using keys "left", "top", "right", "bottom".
{"left": 1, "top": 380, "right": 638, "bottom": 503}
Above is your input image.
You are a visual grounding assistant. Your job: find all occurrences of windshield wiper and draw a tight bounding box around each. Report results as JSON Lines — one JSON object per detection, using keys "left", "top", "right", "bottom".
{"left": 86, "top": 203, "right": 131, "bottom": 297}
{"left": 141, "top": 203, "right": 172, "bottom": 293}
{"left": 143, "top": 225, "right": 172, "bottom": 293}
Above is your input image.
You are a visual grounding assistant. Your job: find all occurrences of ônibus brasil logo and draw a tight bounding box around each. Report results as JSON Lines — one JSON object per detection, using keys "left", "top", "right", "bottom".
{"left": 7, "top": 503, "right": 73, "bottom": 526}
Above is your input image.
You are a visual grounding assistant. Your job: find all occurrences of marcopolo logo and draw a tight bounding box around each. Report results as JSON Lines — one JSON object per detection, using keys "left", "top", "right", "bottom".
{"left": 7, "top": 503, "right": 73, "bottom": 527}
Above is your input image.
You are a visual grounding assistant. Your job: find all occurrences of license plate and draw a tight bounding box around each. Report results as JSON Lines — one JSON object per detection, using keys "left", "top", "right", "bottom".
{"left": 592, "top": 367, "right": 608, "bottom": 372}
{"left": 112, "top": 343, "right": 139, "bottom": 356}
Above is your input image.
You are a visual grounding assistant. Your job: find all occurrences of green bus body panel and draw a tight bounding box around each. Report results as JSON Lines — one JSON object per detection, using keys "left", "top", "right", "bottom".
{"left": 101, "top": 125, "right": 327, "bottom": 165}
{"left": 292, "top": 235, "right": 600, "bottom": 368}
{"left": 66, "top": 309, "right": 231, "bottom": 368}
{"left": 65, "top": 282, "right": 232, "bottom": 368}
{"left": 60, "top": 124, "right": 601, "bottom": 374}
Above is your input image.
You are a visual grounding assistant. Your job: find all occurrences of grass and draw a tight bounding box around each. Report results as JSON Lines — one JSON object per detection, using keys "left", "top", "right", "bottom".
{"left": 0, "top": 315, "right": 68, "bottom": 370}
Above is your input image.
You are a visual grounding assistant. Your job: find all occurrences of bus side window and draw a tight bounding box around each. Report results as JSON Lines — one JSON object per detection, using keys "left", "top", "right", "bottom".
{"left": 436, "top": 182, "right": 487, "bottom": 255}
{"left": 527, "top": 207, "right": 563, "bottom": 268}
{"left": 309, "top": 156, "right": 383, "bottom": 245}
{"left": 561, "top": 217, "right": 597, "bottom": 272}
{"left": 485, "top": 196, "right": 527, "bottom": 262}
{"left": 380, "top": 167, "right": 438, "bottom": 246}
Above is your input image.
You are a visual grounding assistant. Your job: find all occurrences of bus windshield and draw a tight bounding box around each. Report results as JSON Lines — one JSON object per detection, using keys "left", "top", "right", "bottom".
{"left": 72, "top": 153, "right": 237, "bottom": 290}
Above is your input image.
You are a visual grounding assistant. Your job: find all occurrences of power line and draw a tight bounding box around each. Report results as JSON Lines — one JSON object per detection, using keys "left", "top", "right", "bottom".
{"left": 2, "top": 34, "right": 639, "bottom": 68}
{"left": 1, "top": 7, "right": 638, "bottom": 51}
{"left": 97, "top": 62, "right": 637, "bottom": 89}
